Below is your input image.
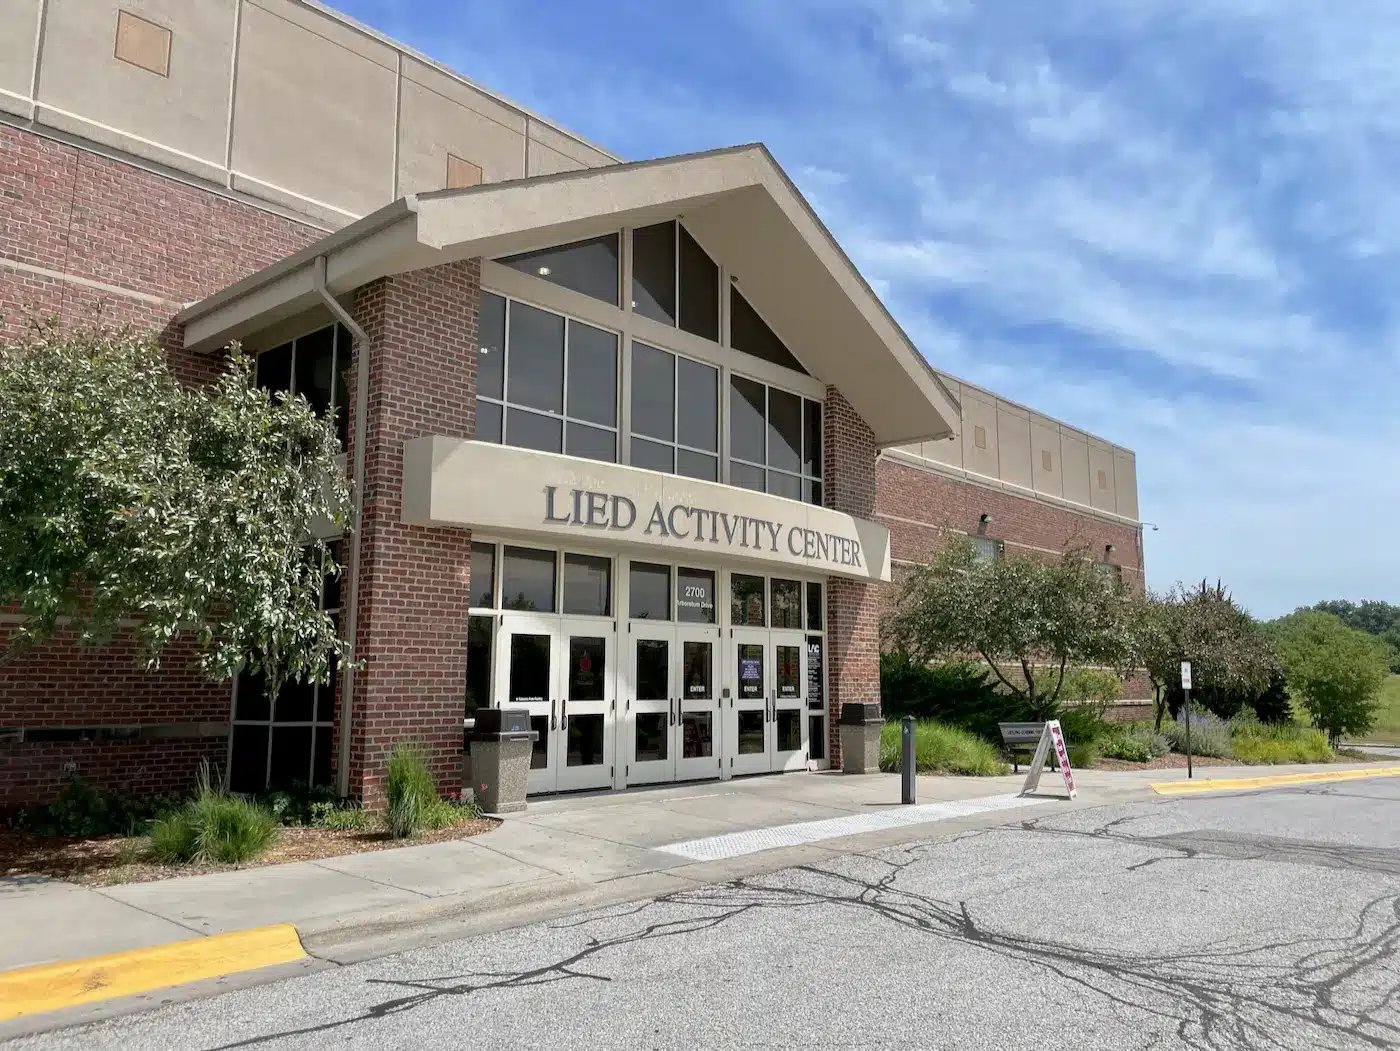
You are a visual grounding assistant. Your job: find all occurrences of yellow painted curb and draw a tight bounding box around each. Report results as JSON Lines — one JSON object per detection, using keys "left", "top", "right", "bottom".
{"left": 1151, "top": 765, "right": 1400, "bottom": 796}
{"left": 0, "top": 924, "right": 306, "bottom": 1021}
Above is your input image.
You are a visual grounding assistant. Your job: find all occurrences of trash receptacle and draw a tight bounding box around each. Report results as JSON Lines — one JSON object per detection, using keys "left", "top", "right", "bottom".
{"left": 468, "top": 708, "right": 538, "bottom": 814}
{"left": 838, "top": 701, "right": 884, "bottom": 774}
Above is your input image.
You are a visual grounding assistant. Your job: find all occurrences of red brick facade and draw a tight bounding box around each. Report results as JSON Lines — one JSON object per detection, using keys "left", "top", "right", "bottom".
{"left": 0, "top": 123, "right": 321, "bottom": 808}
{"left": 343, "top": 261, "right": 481, "bottom": 806}
{"left": 823, "top": 387, "right": 883, "bottom": 766}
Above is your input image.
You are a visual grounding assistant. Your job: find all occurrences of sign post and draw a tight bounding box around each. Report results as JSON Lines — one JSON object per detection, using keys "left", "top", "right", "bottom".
{"left": 1019, "top": 720, "right": 1077, "bottom": 799}
{"left": 1181, "top": 660, "right": 1193, "bottom": 780}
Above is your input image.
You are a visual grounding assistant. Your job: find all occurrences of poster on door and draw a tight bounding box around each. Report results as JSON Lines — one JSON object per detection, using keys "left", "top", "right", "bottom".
{"left": 739, "top": 648, "right": 763, "bottom": 698}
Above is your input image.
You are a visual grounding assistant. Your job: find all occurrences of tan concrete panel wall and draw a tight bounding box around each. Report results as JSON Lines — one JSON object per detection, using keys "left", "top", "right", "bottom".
{"left": 1088, "top": 441, "right": 1117, "bottom": 513}
{"left": 996, "top": 404, "right": 1032, "bottom": 489}
{"left": 35, "top": 0, "right": 234, "bottom": 181}
{"left": 0, "top": 0, "right": 41, "bottom": 116}
{"left": 230, "top": 1, "right": 397, "bottom": 221}
{"left": 961, "top": 390, "right": 999, "bottom": 479}
{"left": 921, "top": 375, "right": 963, "bottom": 468}
{"left": 1030, "top": 415, "right": 1063, "bottom": 498}
{"left": 529, "top": 117, "right": 615, "bottom": 170}
{"left": 1114, "top": 449, "right": 1140, "bottom": 520}
{"left": 396, "top": 56, "right": 527, "bottom": 196}
{"left": 527, "top": 137, "right": 586, "bottom": 177}
{"left": 1060, "top": 430, "right": 1091, "bottom": 507}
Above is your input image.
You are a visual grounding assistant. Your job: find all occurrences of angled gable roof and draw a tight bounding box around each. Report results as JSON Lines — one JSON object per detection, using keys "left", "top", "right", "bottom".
{"left": 179, "top": 144, "right": 959, "bottom": 446}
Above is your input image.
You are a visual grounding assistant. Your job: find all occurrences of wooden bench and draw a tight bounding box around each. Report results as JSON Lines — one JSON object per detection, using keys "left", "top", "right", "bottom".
{"left": 998, "top": 722, "right": 1049, "bottom": 774}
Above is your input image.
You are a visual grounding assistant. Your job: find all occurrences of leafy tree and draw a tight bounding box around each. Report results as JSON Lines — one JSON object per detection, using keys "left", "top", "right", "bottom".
{"left": 0, "top": 319, "right": 350, "bottom": 692}
{"left": 1309, "top": 599, "right": 1400, "bottom": 672}
{"left": 1268, "top": 610, "right": 1393, "bottom": 746}
{"left": 884, "top": 537, "right": 1134, "bottom": 719}
{"left": 1131, "top": 581, "right": 1276, "bottom": 730}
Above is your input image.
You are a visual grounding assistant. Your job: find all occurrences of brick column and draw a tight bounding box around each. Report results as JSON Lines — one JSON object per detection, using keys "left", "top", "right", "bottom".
{"left": 822, "top": 386, "right": 883, "bottom": 767}
{"left": 343, "top": 259, "right": 480, "bottom": 806}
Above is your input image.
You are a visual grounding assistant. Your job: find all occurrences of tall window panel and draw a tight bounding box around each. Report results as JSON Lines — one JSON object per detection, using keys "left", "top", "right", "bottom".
{"left": 629, "top": 221, "right": 720, "bottom": 342}
{"left": 729, "top": 376, "right": 823, "bottom": 505}
{"left": 498, "top": 234, "right": 620, "bottom": 306}
{"left": 476, "top": 292, "right": 619, "bottom": 462}
{"left": 255, "top": 324, "right": 351, "bottom": 447}
{"left": 629, "top": 342, "right": 719, "bottom": 481}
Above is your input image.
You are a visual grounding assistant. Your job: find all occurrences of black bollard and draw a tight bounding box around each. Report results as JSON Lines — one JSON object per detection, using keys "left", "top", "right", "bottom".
{"left": 901, "top": 716, "right": 916, "bottom": 804}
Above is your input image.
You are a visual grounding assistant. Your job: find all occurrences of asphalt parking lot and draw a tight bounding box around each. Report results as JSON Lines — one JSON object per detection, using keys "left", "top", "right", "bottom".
{"left": 14, "top": 775, "right": 1400, "bottom": 1050}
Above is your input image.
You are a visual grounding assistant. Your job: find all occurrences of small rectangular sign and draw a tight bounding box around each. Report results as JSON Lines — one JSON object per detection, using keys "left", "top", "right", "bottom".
{"left": 1180, "top": 661, "right": 1192, "bottom": 690}
{"left": 1019, "top": 719, "right": 1077, "bottom": 799}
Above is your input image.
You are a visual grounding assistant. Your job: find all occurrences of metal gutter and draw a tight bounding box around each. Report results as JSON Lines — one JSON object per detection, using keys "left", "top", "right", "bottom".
{"left": 312, "top": 255, "right": 372, "bottom": 800}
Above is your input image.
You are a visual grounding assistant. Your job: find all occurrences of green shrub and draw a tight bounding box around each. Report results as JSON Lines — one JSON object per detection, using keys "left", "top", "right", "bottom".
{"left": 1099, "top": 722, "right": 1171, "bottom": 763}
{"left": 10, "top": 777, "right": 178, "bottom": 838}
{"left": 421, "top": 797, "right": 482, "bottom": 831}
{"left": 1050, "top": 667, "right": 1124, "bottom": 706}
{"left": 318, "top": 805, "right": 371, "bottom": 832}
{"left": 1163, "top": 708, "right": 1234, "bottom": 758}
{"left": 1068, "top": 739, "right": 1099, "bottom": 769}
{"left": 254, "top": 782, "right": 341, "bottom": 827}
{"left": 878, "top": 719, "right": 1010, "bottom": 776}
{"left": 148, "top": 791, "right": 277, "bottom": 864}
{"left": 1230, "top": 721, "right": 1333, "bottom": 765}
{"left": 1055, "top": 701, "right": 1111, "bottom": 749}
{"left": 386, "top": 743, "right": 438, "bottom": 838}
{"left": 880, "top": 654, "right": 1022, "bottom": 741}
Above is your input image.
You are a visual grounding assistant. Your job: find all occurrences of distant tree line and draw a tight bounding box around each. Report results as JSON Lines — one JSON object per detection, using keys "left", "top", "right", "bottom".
{"left": 1307, "top": 600, "right": 1400, "bottom": 672}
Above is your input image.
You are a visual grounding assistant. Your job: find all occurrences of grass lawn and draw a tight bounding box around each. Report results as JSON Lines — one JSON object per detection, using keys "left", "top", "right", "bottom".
{"left": 1360, "top": 675, "right": 1400, "bottom": 744}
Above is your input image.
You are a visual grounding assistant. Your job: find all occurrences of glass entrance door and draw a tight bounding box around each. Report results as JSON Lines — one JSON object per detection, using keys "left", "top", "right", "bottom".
{"left": 728, "top": 627, "right": 771, "bottom": 776}
{"left": 771, "top": 632, "right": 809, "bottom": 772}
{"left": 556, "top": 624, "right": 615, "bottom": 792}
{"left": 627, "top": 623, "right": 674, "bottom": 785}
{"left": 675, "top": 626, "right": 720, "bottom": 781}
{"left": 495, "top": 614, "right": 560, "bottom": 795}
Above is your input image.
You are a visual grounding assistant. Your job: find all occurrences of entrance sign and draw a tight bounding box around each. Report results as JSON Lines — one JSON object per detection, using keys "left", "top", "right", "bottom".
{"left": 1019, "top": 719, "right": 1078, "bottom": 799}
{"left": 402, "top": 437, "right": 892, "bottom": 582}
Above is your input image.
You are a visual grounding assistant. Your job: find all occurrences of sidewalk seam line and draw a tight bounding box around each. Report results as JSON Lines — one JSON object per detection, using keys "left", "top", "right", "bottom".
{"left": 89, "top": 890, "right": 209, "bottom": 940}
{"left": 305, "top": 860, "right": 432, "bottom": 900}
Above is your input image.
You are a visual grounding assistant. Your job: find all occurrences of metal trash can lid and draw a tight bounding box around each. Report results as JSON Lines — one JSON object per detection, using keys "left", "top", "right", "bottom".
{"left": 838, "top": 701, "right": 884, "bottom": 725}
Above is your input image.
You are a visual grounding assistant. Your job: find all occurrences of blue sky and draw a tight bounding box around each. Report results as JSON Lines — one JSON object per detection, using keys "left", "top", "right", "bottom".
{"left": 339, "top": 0, "right": 1398, "bottom": 619}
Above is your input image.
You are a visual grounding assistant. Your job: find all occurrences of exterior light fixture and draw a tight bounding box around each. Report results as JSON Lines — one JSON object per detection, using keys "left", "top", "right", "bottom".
{"left": 537, "top": 265, "right": 552, "bottom": 276}
{"left": 979, "top": 513, "right": 993, "bottom": 525}
{"left": 1105, "top": 543, "right": 1116, "bottom": 554}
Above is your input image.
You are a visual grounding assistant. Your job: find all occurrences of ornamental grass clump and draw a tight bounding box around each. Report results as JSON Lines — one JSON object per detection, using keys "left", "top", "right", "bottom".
{"left": 1099, "top": 722, "right": 1171, "bottom": 763}
{"left": 1230, "top": 720, "right": 1334, "bottom": 765}
{"left": 1164, "top": 708, "right": 1233, "bottom": 759}
{"left": 147, "top": 764, "right": 278, "bottom": 864}
{"left": 386, "top": 743, "right": 438, "bottom": 838}
{"left": 878, "top": 719, "right": 1010, "bottom": 777}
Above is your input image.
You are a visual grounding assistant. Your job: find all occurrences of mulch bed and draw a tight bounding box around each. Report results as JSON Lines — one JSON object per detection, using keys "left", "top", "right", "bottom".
{"left": 0, "top": 817, "right": 500, "bottom": 888}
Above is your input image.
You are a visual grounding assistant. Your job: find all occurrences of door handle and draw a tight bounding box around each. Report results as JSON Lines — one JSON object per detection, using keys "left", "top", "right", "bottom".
{"left": 561, "top": 702, "right": 568, "bottom": 731}
{"left": 670, "top": 698, "right": 676, "bottom": 726}
{"left": 550, "top": 699, "right": 556, "bottom": 731}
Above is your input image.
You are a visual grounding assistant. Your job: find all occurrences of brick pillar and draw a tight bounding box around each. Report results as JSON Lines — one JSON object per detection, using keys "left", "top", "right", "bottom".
{"left": 823, "top": 386, "right": 882, "bottom": 768}
{"left": 342, "top": 259, "right": 480, "bottom": 806}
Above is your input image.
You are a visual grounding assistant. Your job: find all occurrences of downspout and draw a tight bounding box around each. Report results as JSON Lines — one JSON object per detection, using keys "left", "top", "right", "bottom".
{"left": 313, "top": 254, "right": 370, "bottom": 800}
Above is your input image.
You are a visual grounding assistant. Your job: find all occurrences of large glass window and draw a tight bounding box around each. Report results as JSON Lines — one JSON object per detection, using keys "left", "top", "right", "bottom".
{"left": 630, "top": 221, "right": 719, "bottom": 343}
{"left": 729, "top": 376, "right": 823, "bottom": 505}
{"left": 255, "top": 324, "right": 351, "bottom": 447}
{"left": 466, "top": 615, "right": 493, "bottom": 719}
{"left": 563, "top": 554, "right": 612, "bottom": 616}
{"left": 677, "top": 568, "right": 716, "bottom": 624}
{"left": 471, "top": 542, "right": 496, "bottom": 608}
{"left": 730, "top": 288, "right": 807, "bottom": 374}
{"left": 499, "top": 234, "right": 620, "bottom": 306}
{"left": 629, "top": 342, "right": 719, "bottom": 481}
{"left": 476, "top": 293, "right": 619, "bottom": 462}
{"left": 629, "top": 562, "right": 671, "bottom": 620}
{"left": 731, "top": 573, "right": 765, "bottom": 626}
{"left": 679, "top": 226, "right": 719, "bottom": 342}
{"left": 502, "top": 546, "right": 557, "bottom": 612}
{"left": 771, "top": 579, "right": 802, "bottom": 629}
{"left": 972, "top": 536, "right": 1004, "bottom": 564}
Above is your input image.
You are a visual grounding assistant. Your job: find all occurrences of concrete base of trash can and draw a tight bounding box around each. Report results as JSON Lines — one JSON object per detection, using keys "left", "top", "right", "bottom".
{"left": 840, "top": 720, "right": 883, "bottom": 774}
{"left": 470, "top": 737, "right": 533, "bottom": 814}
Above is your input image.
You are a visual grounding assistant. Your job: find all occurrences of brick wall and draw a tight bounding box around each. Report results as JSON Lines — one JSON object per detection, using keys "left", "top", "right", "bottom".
{"left": 823, "top": 386, "right": 883, "bottom": 766}
{"left": 0, "top": 123, "right": 322, "bottom": 807}
{"left": 344, "top": 259, "right": 480, "bottom": 806}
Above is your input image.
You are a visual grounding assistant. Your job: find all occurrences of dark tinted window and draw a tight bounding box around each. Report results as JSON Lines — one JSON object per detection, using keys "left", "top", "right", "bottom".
{"left": 731, "top": 461, "right": 764, "bottom": 493}
{"left": 676, "top": 356, "right": 718, "bottom": 452}
{"left": 803, "top": 399, "right": 823, "bottom": 478}
{"left": 677, "top": 449, "right": 717, "bottom": 481}
{"left": 629, "top": 562, "right": 671, "bottom": 620}
{"left": 677, "top": 568, "right": 716, "bottom": 624}
{"left": 507, "top": 408, "right": 562, "bottom": 453}
{"left": 257, "top": 342, "right": 292, "bottom": 397}
{"left": 566, "top": 422, "right": 615, "bottom": 463}
{"left": 636, "top": 639, "right": 669, "bottom": 700}
{"left": 632, "top": 222, "right": 676, "bottom": 325}
{"left": 294, "top": 327, "right": 335, "bottom": 419}
{"left": 729, "top": 375, "right": 766, "bottom": 463}
{"left": 631, "top": 342, "right": 674, "bottom": 441}
{"left": 502, "top": 546, "right": 556, "bottom": 612}
{"left": 477, "top": 400, "right": 502, "bottom": 443}
{"left": 499, "top": 234, "right": 620, "bottom": 306}
{"left": 730, "top": 289, "right": 806, "bottom": 374}
{"left": 334, "top": 326, "right": 351, "bottom": 447}
{"left": 632, "top": 438, "right": 673, "bottom": 473}
{"left": 771, "top": 579, "right": 802, "bottom": 629}
{"left": 471, "top": 542, "right": 496, "bottom": 607}
{"left": 507, "top": 302, "right": 564, "bottom": 414}
{"left": 731, "top": 574, "right": 765, "bottom": 626}
{"left": 563, "top": 554, "right": 612, "bottom": 616}
{"left": 679, "top": 226, "right": 719, "bottom": 341}
{"left": 767, "top": 388, "right": 802, "bottom": 473}
{"left": 566, "top": 321, "right": 617, "bottom": 426}
{"left": 478, "top": 291, "right": 506, "bottom": 400}
{"left": 466, "top": 616, "right": 493, "bottom": 717}
{"left": 806, "top": 582, "right": 823, "bottom": 631}
{"left": 767, "top": 471, "right": 801, "bottom": 501}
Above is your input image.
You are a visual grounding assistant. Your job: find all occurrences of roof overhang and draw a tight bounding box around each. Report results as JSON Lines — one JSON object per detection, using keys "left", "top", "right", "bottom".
{"left": 178, "top": 144, "right": 959, "bottom": 446}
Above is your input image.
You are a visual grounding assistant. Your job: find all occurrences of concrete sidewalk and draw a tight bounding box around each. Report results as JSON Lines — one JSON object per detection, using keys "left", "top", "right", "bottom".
{"left": 4, "top": 761, "right": 1393, "bottom": 979}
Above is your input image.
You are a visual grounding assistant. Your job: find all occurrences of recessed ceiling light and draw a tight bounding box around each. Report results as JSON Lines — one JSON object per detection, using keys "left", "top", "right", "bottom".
{"left": 537, "top": 266, "right": 552, "bottom": 276}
